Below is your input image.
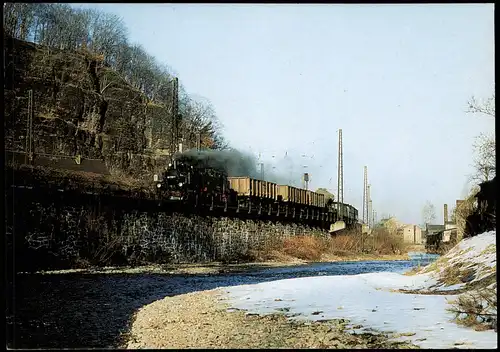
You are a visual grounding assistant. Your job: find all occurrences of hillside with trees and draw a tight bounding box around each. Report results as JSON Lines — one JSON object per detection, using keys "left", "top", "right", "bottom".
{"left": 4, "top": 3, "right": 227, "bottom": 183}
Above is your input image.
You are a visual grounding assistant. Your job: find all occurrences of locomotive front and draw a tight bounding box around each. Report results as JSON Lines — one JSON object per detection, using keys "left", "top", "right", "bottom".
{"left": 155, "top": 153, "right": 233, "bottom": 207}
{"left": 156, "top": 159, "right": 193, "bottom": 200}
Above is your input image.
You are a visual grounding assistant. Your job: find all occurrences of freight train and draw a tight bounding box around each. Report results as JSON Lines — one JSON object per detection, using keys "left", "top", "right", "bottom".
{"left": 155, "top": 153, "right": 359, "bottom": 229}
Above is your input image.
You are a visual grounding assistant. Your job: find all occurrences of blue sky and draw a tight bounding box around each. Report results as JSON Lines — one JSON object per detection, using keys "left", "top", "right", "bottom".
{"left": 75, "top": 4, "right": 494, "bottom": 225}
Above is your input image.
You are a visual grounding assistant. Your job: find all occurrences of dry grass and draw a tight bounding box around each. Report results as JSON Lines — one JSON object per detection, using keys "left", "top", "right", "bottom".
{"left": 403, "top": 264, "right": 423, "bottom": 276}
{"left": 372, "top": 228, "right": 409, "bottom": 254}
{"left": 282, "top": 236, "right": 324, "bottom": 261}
{"left": 427, "top": 241, "right": 458, "bottom": 255}
{"left": 257, "top": 228, "right": 409, "bottom": 263}
{"left": 447, "top": 287, "right": 497, "bottom": 331}
{"left": 439, "top": 265, "right": 476, "bottom": 286}
{"left": 325, "top": 233, "right": 360, "bottom": 253}
{"left": 38, "top": 109, "right": 57, "bottom": 120}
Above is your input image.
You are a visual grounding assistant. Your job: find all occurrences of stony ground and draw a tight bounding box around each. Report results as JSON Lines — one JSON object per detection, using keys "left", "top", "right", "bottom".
{"left": 125, "top": 289, "right": 419, "bottom": 349}
{"left": 8, "top": 258, "right": 421, "bottom": 349}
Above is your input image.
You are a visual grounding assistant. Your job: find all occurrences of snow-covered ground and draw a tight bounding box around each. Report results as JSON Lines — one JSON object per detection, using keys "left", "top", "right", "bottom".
{"left": 220, "top": 231, "right": 497, "bottom": 349}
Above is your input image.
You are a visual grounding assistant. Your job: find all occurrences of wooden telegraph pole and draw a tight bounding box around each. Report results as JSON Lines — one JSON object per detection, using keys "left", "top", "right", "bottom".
{"left": 25, "top": 89, "right": 34, "bottom": 165}
{"left": 170, "top": 77, "right": 179, "bottom": 158}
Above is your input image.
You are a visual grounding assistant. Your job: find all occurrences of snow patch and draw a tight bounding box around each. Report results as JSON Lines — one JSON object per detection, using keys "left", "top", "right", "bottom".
{"left": 420, "top": 231, "right": 496, "bottom": 292}
{"left": 221, "top": 231, "right": 497, "bottom": 349}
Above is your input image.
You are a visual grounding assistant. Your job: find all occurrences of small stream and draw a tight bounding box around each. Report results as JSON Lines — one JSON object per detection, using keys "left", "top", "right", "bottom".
{"left": 7, "top": 253, "right": 439, "bottom": 349}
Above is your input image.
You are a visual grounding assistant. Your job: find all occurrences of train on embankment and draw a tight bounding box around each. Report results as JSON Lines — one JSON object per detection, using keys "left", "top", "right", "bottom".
{"left": 155, "top": 152, "right": 359, "bottom": 231}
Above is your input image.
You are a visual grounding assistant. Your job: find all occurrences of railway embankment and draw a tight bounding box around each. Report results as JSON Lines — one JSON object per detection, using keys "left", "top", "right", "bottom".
{"left": 7, "top": 165, "right": 410, "bottom": 274}
{"left": 6, "top": 165, "right": 328, "bottom": 273}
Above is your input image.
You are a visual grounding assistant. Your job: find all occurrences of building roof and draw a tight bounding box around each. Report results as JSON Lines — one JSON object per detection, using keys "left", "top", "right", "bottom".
{"left": 426, "top": 224, "right": 445, "bottom": 233}
{"left": 400, "top": 224, "right": 422, "bottom": 229}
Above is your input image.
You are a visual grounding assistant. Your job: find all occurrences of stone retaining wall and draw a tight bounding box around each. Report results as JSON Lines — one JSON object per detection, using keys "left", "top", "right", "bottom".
{"left": 6, "top": 187, "right": 327, "bottom": 272}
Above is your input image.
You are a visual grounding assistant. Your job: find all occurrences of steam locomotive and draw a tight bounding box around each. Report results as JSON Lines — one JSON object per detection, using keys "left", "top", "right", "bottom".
{"left": 156, "top": 154, "right": 234, "bottom": 209}
{"left": 155, "top": 153, "right": 359, "bottom": 227}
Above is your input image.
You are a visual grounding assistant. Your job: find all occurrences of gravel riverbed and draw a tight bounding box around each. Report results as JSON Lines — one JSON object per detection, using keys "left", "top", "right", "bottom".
{"left": 7, "top": 256, "right": 438, "bottom": 349}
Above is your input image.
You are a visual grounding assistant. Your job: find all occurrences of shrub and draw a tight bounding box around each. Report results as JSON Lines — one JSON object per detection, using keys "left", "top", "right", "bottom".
{"left": 282, "top": 236, "right": 324, "bottom": 261}
{"left": 259, "top": 228, "right": 409, "bottom": 262}
{"left": 326, "top": 232, "right": 361, "bottom": 253}
{"left": 371, "top": 227, "right": 407, "bottom": 255}
{"left": 447, "top": 287, "right": 497, "bottom": 331}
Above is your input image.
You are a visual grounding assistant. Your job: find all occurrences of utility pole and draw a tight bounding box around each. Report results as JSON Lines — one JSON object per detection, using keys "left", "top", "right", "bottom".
{"left": 369, "top": 200, "right": 373, "bottom": 228}
{"left": 367, "top": 185, "right": 372, "bottom": 228}
{"left": 337, "top": 129, "right": 343, "bottom": 213}
{"left": 170, "top": 77, "right": 179, "bottom": 156}
{"left": 372, "top": 208, "right": 376, "bottom": 252}
{"left": 362, "top": 166, "right": 368, "bottom": 224}
{"left": 26, "top": 89, "right": 33, "bottom": 165}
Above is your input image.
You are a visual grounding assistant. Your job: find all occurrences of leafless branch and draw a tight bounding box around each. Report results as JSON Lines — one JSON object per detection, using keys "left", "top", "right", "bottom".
{"left": 467, "top": 94, "right": 496, "bottom": 118}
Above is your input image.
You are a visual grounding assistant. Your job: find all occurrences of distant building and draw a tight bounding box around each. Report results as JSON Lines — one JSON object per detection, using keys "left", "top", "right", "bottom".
{"left": 397, "top": 224, "right": 423, "bottom": 244}
{"left": 426, "top": 224, "right": 445, "bottom": 234}
{"left": 444, "top": 223, "right": 458, "bottom": 243}
{"left": 442, "top": 203, "right": 458, "bottom": 243}
{"left": 425, "top": 223, "right": 458, "bottom": 244}
{"left": 380, "top": 217, "right": 423, "bottom": 244}
{"left": 424, "top": 224, "right": 445, "bottom": 249}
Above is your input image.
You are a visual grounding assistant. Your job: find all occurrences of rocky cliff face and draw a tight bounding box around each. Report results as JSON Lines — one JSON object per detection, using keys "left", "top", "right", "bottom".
{"left": 4, "top": 36, "right": 172, "bottom": 181}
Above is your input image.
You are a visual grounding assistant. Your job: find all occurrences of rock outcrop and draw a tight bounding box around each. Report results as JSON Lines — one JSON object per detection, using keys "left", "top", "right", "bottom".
{"left": 4, "top": 36, "right": 172, "bottom": 181}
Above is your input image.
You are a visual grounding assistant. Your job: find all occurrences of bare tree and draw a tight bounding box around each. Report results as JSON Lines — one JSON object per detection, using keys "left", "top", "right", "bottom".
{"left": 180, "top": 96, "right": 221, "bottom": 149}
{"left": 86, "top": 11, "right": 127, "bottom": 66}
{"left": 3, "top": 3, "right": 35, "bottom": 39}
{"left": 6, "top": 3, "right": 231, "bottom": 154}
{"left": 35, "top": 4, "right": 75, "bottom": 48}
{"left": 98, "top": 69, "right": 124, "bottom": 94}
{"left": 467, "top": 94, "right": 495, "bottom": 118}
{"left": 125, "top": 44, "right": 151, "bottom": 91}
{"left": 422, "top": 201, "right": 437, "bottom": 226}
{"left": 471, "top": 133, "right": 495, "bottom": 182}
{"left": 467, "top": 94, "right": 495, "bottom": 183}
